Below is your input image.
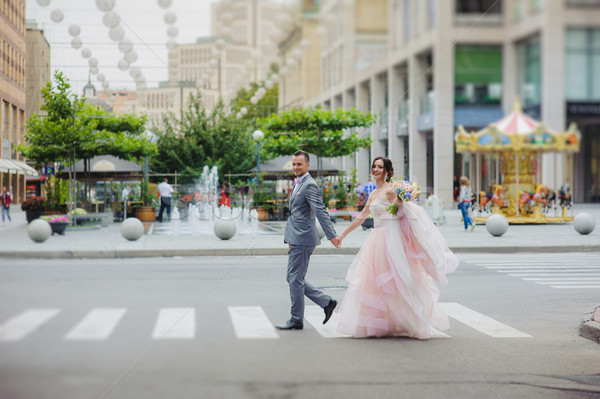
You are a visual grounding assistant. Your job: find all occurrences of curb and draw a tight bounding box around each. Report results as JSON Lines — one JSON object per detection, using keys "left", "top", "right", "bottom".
{"left": 580, "top": 304, "right": 600, "bottom": 344}
{"left": 1, "top": 244, "right": 600, "bottom": 259}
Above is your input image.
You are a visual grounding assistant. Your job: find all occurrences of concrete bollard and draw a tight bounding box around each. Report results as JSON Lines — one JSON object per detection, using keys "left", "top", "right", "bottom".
{"left": 214, "top": 219, "right": 237, "bottom": 240}
{"left": 574, "top": 213, "right": 596, "bottom": 235}
{"left": 120, "top": 217, "right": 144, "bottom": 241}
{"left": 486, "top": 214, "right": 509, "bottom": 237}
{"left": 27, "top": 219, "right": 52, "bottom": 243}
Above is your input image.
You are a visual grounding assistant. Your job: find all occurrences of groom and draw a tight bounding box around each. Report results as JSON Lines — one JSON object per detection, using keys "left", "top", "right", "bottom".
{"left": 276, "top": 150, "right": 340, "bottom": 331}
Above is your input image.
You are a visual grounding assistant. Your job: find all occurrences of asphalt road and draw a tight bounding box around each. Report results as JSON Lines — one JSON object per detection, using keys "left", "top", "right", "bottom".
{"left": 0, "top": 253, "right": 599, "bottom": 399}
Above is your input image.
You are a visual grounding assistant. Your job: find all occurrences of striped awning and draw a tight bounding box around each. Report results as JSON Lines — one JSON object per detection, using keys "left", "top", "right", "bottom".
{"left": 0, "top": 159, "right": 39, "bottom": 176}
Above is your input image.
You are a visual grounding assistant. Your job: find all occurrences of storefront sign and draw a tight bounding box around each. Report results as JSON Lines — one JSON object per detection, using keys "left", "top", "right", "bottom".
{"left": 567, "top": 102, "right": 600, "bottom": 116}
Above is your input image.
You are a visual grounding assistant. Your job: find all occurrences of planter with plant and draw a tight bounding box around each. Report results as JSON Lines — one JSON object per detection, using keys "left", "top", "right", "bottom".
{"left": 21, "top": 196, "right": 46, "bottom": 223}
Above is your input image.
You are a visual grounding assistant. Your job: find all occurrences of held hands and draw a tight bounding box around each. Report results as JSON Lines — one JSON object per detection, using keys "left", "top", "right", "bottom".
{"left": 329, "top": 236, "right": 342, "bottom": 248}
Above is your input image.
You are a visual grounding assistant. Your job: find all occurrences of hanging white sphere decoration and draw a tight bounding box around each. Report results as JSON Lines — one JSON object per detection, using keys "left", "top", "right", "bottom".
{"left": 135, "top": 75, "right": 146, "bottom": 84}
{"left": 157, "top": 0, "right": 172, "bottom": 9}
{"left": 81, "top": 48, "right": 92, "bottom": 59}
{"left": 251, "top": 49, "right": 262, "bottom": 61}
{"left": 50, "top": 10, "right": 64, "bottom": 23}
{"left": 270, "top": 73, "right": 280, "bottom": 83}
{"left": 129, "top": 67, "right": 141, "bottom": 78}
{"left": 256, "top": 88, "right": 266, "bottom": 98}
{"left": 265, "top": 80, "right": 274, "bottom": 89}
{"left": 97, "top": 73, "right": 106, "bottom": 81}
{"left": 236, "top": 112, "right": 242, "bottom": 119}
{"left": 37, "top": 0, "right": 51, "bottom": 6}
{"left": 136, "top": 82, "right": 147, "bottom": 90}
{"left": 109, "top": 26, "right": 125, "bottom": 42}
{"left": 117, "top": 58, "right": 129, "bottom": 71}
{"left": 101, "top": 81, "right": 110, "bottom": 89}
{"left": 89, "top": 66, "right": 99, "bottom": 75}
{"left": 211, "top": 48, "right": 221, "bottom": 57}
{"left": 164, "top": 11, "right": 177, "bottom": 25}
{"left": 209, "top": 58, "right": 218, "bottom": 68}
{"left": 240, "top": 107, "right": 248, "bottom": 115}
{"left": 250, "top": 96, "right": 258, "bottom": 105}
{"left": 71, "top": 37, "right": 82, "bottom": 49}
{"left": 292, "top": 48, "right": 303, "bottom": 60}
{"left": 88, "top": 57, "right": 99, "bottom": 67}
{"left": 166, "top": 26, "right": 179, "bottom": 38}
{"left": 118, "top": 38, "right": 133, "bottom": 54}
{"left": 279, "top": 66, "right": 288, "bottom": 76}
{"left": 300, "top": 39, "right": 311, "bottom": 50}
{"left": 96, "top": 0, "right": 116, "bottom": 12}
{"left": 166, "top": 39, "right": 176, "bottom": 51}
{"left": 68, "top": 24, "right": 81, "bottom": 37}
{"left": 215, "top": 38, "right": 226, "bottom": 51}
{"left": 102, "top": 12, "right": 120, "bottom": 28}
{"left": 124, "top": 51, "right": 138, "bottom": 63}
{"left": 220, "top": 26, "right": 232, "bottom": 38}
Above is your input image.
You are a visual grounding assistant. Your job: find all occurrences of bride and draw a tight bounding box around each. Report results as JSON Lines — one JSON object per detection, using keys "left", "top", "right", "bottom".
{"left": 336, "top": 157, "right": 459, "bottom": 339}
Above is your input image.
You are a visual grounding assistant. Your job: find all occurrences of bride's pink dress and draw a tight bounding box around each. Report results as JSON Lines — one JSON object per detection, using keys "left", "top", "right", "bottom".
{"left": 336, "top": 199, "right": 459, "bottom": 339}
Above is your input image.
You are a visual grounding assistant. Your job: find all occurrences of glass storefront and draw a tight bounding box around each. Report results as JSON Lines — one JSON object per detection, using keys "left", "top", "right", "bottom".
{"left": 565, "top": 28, "right": 600, "bottom": 101}
{"left": 454, "top": 45, "right": 502, "bottom": 106}
{"left": 516, "top": 35, "right": 541, "bottom": 107}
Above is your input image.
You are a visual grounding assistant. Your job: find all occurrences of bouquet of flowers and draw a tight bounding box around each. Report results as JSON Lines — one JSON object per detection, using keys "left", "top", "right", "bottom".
{"left": 21, "top": 196, "right": 46, "bottom": 211}
{"left": 386, "top": 178, "right": 422, "bottom": 215}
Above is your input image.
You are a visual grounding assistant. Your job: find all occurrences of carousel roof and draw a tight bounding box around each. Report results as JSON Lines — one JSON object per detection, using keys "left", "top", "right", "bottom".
{"left": 455, "top": 99, "right": 581, "bottom": 153}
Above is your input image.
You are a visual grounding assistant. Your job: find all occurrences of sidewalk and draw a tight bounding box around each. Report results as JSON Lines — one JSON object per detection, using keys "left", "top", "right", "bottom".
{"left": 0, "top": 204, "right": 598, "bottom": 258}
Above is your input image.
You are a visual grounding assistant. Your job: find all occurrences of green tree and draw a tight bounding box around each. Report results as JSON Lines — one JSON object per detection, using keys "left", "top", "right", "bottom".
{"left": 150, "top": 91, "right": 256, "bottom": 185}
{"left": 258, "top": 107, "right": 376, "bottom": 181}
{"left": 230, "top": 80, "right": 278, "bottom": 120}
{"left": 18, "top": 71, "right": 154, "bottom": 211}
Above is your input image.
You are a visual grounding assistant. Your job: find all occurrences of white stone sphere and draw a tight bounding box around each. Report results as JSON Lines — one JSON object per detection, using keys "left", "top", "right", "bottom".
{"left": 37, "top": 0, "right": 51, "bottom": 6}
{"left": 28, "top": 219, "right": 52, "bottom": 243}
{"left": 117, "top": 58, "right": 129, "bottom": 71}
{"left": 102, "top": 12, "right": 120, "bottom": 28}
{"left": 89, "top": 66, "right": 99, "bottom": 75}
{"left": 166, "top": 39, "right": 176, "bottom": 51}
{"left": 214, "top": 219, "right": 237, "bottom": 240}
{"left": 486, "top": 214, "right": 509, "bottom": 237}
{"left": 50, "top": 9, "right": 64, "bottom": 23}
{"left": 96, "top": 0, "right": 116, "bottom": 12}
{"left": 97, "top": 73, "right": 106, "bottom": 81}
{"left": 88, "top": 57, "right": 99, "bottom": 67}
{"left": 129, "top": 67, "right": 141, "bottom": 78}
{"left": 120, "top": 217, "right": 144, "bottom": 241}
{"left": 109, "top": 26, "right": 125, "bottom": 42}
{"left": 81, "top": 48, "right": 92, "bottom": 59}
{"left": 574, "top": 213, "right": 596, "bottom": 235}
{"left": 118, "top": 39, "right": 133, "bottom": 54}
{"left": 68, "top": 24, "right": 81, "bottom": 37}
{"left": 71, "top": 37, "right": 82, "bottom": 49}
{"left": 164, "top": 11, "right": 177, "bottom": 25}
{"left": 157, "top": 0, "right": 172, "bottom": 9}
{"left": 124, "top": 50, "right": 138, "bottom": 63}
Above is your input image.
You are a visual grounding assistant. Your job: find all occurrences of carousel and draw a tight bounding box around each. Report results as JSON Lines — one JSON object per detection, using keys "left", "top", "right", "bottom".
{"left": 454, "top": 99, "right": 581, "bottom": 224}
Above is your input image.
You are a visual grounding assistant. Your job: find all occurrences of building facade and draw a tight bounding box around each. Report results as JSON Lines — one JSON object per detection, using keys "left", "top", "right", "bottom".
{"left": 0, "top": 0, "right": 28, "bottom": 203}
{"left": 301, "top": 0, "right": 600, "bottom": 205}
{"left": 25, "top": 21, "right": 50, "bottom": 122}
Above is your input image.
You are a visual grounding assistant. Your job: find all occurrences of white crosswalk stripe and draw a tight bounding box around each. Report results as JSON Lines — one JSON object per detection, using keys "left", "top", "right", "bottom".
{"left": 0, "top": 303, "right": 532, "bottom": 342}
{"left": 151, "top": 308, "right": 195, "bottom": 340}
{"left": 0, "top": 309, "right": 61, "bottom": 342}
{"left": 467, "top": 257, "right": 600, "bottom": 289}
{"left": 228, "top": 306, "right": 279, "bottom": 339}
{"left": 64, "top": 308, "right": 126, "bottom": 341}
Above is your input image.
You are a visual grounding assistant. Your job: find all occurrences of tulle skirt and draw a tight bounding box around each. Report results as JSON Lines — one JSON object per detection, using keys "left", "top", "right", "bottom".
{"left": 336, "top": 202, "right": 459, "bottom": 339}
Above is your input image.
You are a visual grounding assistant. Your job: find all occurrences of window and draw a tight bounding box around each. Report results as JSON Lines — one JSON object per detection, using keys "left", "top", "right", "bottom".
{"left": 565, "top": 28, "right": 600, "bottom": 101}
{"left": 456, "top": 0, "right": 502, "bottom": 13}
{"left": 516, "top": 35, "right": 541, "bottom": 106}
{"left": 404, "top": 0, "right": 411, "bottom": 42}
{"left": 454, "top": 46, "right": 503, "bottom": 106}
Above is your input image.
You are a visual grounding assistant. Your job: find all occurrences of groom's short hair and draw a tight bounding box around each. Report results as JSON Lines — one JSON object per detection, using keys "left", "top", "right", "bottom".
{"left": 294, "top": 150, "right": 309, "bottom": 163}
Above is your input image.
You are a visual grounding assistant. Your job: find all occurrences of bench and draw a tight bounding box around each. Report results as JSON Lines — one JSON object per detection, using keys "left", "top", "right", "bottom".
{"left": 74, "top": 211, "right": 113, "bottom": 227}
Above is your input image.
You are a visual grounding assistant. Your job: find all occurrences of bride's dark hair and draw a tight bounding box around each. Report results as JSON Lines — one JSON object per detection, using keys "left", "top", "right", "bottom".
{"left": 371, "top": 157, "right": 394, "bottom": 183}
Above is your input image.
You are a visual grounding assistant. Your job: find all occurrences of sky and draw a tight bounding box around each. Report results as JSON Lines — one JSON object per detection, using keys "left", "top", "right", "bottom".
{"left": 26, "top": 0, "right": 212, "bottom": 94}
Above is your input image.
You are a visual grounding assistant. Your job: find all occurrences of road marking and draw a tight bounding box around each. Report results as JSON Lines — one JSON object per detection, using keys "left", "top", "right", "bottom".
{"left": 0, "top": 309, "right": 61, "bottom": 342}
{"left": 485, "top": 265, "right": 600, "bottom": 269}
{"left": 64, "top": 308, "right": 126, "bottom": 341}
{"left": 304, "top": 306, "right": 350, "bottom": 338}
{"left": 551, "top": 285, "right": 600, "bottom": 289}
{"left": 228, "top": 306, "right": 279, "bottom": 339}
{"left": 507, "top": 273, "right": 600, "bottom": 277}
{"left": 440, "top": 303, "right": 531, "bottom": 338}
{"left": 523, "top": 277, "right": 600, "bottom": 281}
{"left": 152, "top": 308, "right": 195, "bottom": 339}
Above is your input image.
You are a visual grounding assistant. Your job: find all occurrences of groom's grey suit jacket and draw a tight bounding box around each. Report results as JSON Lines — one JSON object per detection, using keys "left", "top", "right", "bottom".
{"left": 284, "top": 174, "right": 337, "bottom": 246}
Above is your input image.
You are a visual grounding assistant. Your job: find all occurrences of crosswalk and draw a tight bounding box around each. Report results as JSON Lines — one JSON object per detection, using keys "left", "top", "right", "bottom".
{"left": 466, "top": 255, "right": 600, "bottom": 289}
{"left": 0, "top": 303, "right": 530, "bottom": 343}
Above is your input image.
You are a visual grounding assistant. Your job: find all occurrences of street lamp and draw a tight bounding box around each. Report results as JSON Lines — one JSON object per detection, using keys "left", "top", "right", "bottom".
{"left": 252, "top": 129, "right": 264, "bottom": 185}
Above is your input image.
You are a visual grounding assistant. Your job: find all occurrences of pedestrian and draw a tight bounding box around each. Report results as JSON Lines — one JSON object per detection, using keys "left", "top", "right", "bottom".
{"left": 459, "top": 176, "right": 475, "bottom": 231}
{"left": 1, "top": 187, "right": 11, "bottom": 223}
{"left": 218, "top": 182, "right": 230, "bottom": 207}
{"left": 157, "top": 178, "right": 173, "bottom": 222}
{"left": 362, "top": 179, "right": 376, "bottom": 201}
{"left": 335, "top": 157, "right": 459, "bottom": 338}
{"left": 276, "top": 150, "right": 341, "bottom": 331}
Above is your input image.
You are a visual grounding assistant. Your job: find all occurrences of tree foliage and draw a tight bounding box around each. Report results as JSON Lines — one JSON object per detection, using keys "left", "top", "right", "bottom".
{"left": 150, "top": 91, "right": 256, "bottom": 185}
{"left": 258, "top": 107, "right": 376, "bottom": 178}
{"left": 229, "top": 81, "right": 278, "bottom": 120}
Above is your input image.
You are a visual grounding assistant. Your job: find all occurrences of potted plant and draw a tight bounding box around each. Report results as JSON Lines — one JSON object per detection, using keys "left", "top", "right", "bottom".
{"left": 47, "top": 215, "right": 69, "bottom": 235}
{"left": 136, "top": 180, "right": 156, "bottom": 222}
{"left": 21, "top": 196, "right": 46, "bottom": 223}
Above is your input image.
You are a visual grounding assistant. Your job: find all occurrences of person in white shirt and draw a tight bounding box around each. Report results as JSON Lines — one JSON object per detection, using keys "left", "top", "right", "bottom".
{"left": 157, "top": 178, "right": 174, "bottom": 222}
{"left": 459, "top": 176, "right": 475, "bottom": 231}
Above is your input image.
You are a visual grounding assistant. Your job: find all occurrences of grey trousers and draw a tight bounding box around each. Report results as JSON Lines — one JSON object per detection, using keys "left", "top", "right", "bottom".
{"left": 287, "top": 244, "right": 331, "bottom": 322}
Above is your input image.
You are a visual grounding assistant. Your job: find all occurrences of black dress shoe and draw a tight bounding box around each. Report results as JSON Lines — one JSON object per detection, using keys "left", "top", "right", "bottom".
{"left": 323, "top": 299, "right": 337, "bottom": 324}
{"left": 275, "top": 320, "right": 303, "bottom": 330}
